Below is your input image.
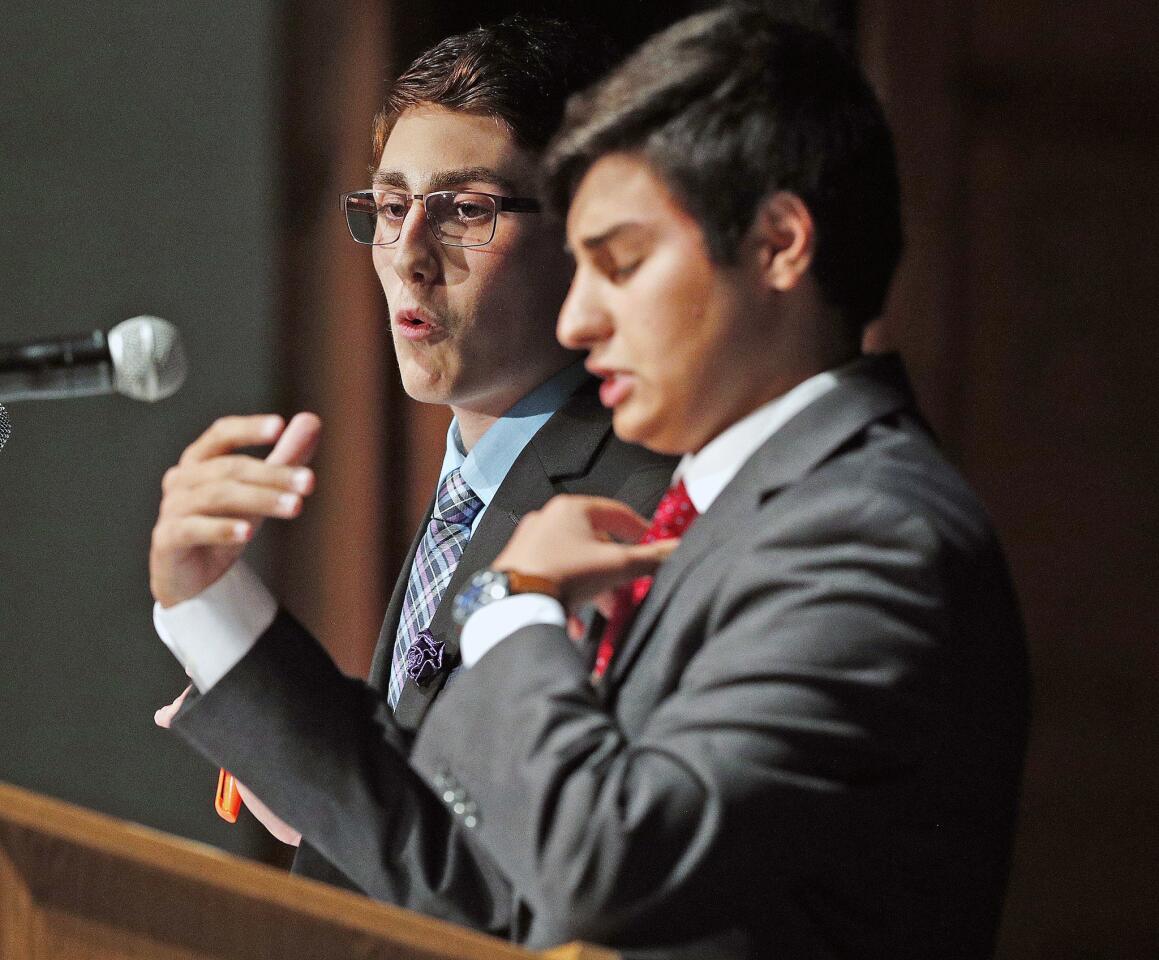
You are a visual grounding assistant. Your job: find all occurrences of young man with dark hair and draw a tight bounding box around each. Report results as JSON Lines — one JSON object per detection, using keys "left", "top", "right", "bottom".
{"left": 423, "top": 6, "right": 1028, "bottom": 958}
{"left": 149, "top": 16, "right": 672, "bottom": 902}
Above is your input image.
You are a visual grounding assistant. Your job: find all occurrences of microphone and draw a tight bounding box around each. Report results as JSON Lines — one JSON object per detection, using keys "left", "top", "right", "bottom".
{"left": 0, "top": 316, "right": 187, "bottom": 403}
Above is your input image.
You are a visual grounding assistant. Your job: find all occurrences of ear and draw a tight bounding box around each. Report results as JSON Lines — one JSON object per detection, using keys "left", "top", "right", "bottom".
{"left": 750, "top": 191, "right": 815, "bottom": 293}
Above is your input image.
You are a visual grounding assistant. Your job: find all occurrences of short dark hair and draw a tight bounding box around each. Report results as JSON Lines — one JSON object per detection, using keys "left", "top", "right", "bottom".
{"left": 372, "top": 17, "right": 615, "bottom": 164}
{"left": 543, "top": 5, "right": 903, "bottom": 330}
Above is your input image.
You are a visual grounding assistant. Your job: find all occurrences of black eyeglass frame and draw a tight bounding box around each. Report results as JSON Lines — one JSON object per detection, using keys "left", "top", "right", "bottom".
{"left": 341, "top": 189, "right": 541, "bottom": 248}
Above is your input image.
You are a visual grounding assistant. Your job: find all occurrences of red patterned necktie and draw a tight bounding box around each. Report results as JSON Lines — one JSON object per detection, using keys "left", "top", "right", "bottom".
{"left": 592, "top": 479, "right": 699, "bottom": 680}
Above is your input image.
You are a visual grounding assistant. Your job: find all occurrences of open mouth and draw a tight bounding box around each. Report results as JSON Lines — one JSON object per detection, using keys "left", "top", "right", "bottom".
{"left": 393, "top": 308, "right": 443, "bottom": 342}
{"left": 591, "top": 367, "right": 635, "bottom": 408}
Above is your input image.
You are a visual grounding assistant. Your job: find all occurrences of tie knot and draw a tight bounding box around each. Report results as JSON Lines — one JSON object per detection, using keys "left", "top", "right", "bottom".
{"left": 642, "top": 479, "right": 698, "bottom": 544}
{"left": 433, "top": 468, "right": 484, "bottom": 527}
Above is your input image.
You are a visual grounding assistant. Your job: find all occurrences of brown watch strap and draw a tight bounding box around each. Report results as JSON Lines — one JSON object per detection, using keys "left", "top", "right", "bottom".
{"left": 501, "top": 569, "right": 563, "bottom": 600}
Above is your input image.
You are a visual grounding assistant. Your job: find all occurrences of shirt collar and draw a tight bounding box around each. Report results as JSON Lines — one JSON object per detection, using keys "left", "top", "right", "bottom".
{"left": 674, "top": 364, "right": 848, "bottom": 514}
{"left": 439, "top": 360, "right": 590, "bottom": 506}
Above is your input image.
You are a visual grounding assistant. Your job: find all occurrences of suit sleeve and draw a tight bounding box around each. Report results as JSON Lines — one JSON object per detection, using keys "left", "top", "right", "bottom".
{"left": 170, "top": 609, "right": 514, "bottom": 933}
{"left": 407, "top": 482, "right": 972, "bottom": 946}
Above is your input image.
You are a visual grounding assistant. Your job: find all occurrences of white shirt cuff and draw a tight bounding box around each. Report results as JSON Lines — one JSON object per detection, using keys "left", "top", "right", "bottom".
{"left": 153, "top": 561, "right": 278, "bottom": 692}
{"left": 459, "top": 594, "right": 566, "bottom": 668}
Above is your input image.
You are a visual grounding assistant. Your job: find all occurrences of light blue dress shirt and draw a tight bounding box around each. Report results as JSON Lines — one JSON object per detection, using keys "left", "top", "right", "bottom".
{"left": 438, "top": 360, "right": 590, "bottom": 533}
{"left": 154, "top": 360, "right": 590, "bottom": 692}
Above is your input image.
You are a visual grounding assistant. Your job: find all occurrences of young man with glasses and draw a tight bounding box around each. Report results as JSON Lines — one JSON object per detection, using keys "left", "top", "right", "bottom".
{"left": 150, "top": 17, "right": 673, "bottom": 904}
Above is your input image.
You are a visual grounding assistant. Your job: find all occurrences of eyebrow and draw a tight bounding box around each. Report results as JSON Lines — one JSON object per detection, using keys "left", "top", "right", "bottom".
{"left": 370, "top": 166, "right": 521, "bottom": 195}
{"left": 570, "top": 221, "right": 650, "bottom": 254}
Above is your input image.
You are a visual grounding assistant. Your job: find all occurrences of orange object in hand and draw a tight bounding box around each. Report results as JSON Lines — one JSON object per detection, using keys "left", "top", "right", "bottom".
{"left": 215, "top": 769, "right": 241, "bottom": 823}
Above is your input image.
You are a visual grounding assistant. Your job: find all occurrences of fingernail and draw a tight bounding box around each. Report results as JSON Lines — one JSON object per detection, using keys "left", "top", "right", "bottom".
{"left": 263, "top": 417, "right": 282, "bottom": 439}
{"left": 291, "top": 468, "right": 312, "bottom": 493}
{"left": 278, "top": 493, "right": 299, "bottom": 516}
{"left": 233, "top": 522, "right": 251, "bottom": 542}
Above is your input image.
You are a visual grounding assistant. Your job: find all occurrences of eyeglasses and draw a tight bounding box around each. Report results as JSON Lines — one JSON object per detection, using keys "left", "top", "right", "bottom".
{"left": 341, "top": 189, "right": 541, "bottom": 248}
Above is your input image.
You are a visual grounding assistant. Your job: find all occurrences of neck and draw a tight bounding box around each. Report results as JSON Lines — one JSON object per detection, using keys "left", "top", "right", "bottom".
{"left": 450, "top": 356, "right": 581, "bottom": 451}
{"left": 690, "top": 342, "right": 860, "bottom": 455}
{"left": 453, "top": 408, "right": 501, "bottom": 452}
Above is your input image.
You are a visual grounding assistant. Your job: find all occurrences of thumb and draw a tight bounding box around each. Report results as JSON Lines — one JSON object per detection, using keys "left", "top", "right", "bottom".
{"left": 617, "top": 538, "right": 680, "bottom": 580}
{"left": 266, "top": 412, "right": 322, "bottom": 467}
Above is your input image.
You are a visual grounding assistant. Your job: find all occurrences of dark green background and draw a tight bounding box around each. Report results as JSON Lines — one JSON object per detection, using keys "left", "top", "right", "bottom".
{"left": 0, "top": 0, "right": 279, "bottom": 859}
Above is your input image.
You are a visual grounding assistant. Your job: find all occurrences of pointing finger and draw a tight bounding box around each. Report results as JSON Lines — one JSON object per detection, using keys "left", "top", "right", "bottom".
{"left": 266, "top": 412, "right": 322, "bottom": 467}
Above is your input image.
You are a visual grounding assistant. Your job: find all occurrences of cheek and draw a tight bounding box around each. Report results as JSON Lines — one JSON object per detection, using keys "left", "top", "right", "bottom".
{"left": 458, "top": 252, "right": 534, "bottom": 334}
{"left": 373, "top": 250, "right": 399, "bottom": 294}
{"left": 634, "top": 269, "right": 714, "bottom": 380}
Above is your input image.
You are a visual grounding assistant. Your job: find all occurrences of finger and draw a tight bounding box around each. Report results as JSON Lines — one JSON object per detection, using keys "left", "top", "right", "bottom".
{"left": 581, "top": 499, "right": 652, "bottom": 544}
{"left": 167, "top": 457, "right": 314, "bottom": 497}
{"left": 153, "top": 516, "right": 252, "bottom": 551}
{"left": 153, "top": 684, "right": 193, "bottom": 729}
{"left": 592, "top": 589, "right": 618, "bottom": 620}
{"left": 266, "top": 412, "right": 322, "bottom": 467}
{"left": 180, "top": 415, "right": 284, "bottom": 466}
{"left": 165, "top": 482, "right": 303, "bottom": 521}
{"left": 566, "top": 614, "right": 586, "bottom": 642}
{"left": 615, "top": 539, "right": 680, "bottom": 579}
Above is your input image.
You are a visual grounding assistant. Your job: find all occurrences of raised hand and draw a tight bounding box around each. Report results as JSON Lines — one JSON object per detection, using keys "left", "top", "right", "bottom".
{"left": 149, "top": 413, "right": 321, "bottom": 608}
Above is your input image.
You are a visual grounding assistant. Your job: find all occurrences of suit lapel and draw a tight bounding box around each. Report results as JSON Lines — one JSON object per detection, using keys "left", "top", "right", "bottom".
{"left": 393, "top": 377, "right": 615, "bottom": 730}
{"left": 606, "top": 354, "right": 918, "bottom": 686}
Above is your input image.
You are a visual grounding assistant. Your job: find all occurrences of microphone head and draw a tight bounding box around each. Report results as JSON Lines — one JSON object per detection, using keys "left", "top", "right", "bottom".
{"left": 106, "top": 316, "right": 187, "bottom": 401}
{"left": 0, "top": 403, "right": 10, "bottom": 451}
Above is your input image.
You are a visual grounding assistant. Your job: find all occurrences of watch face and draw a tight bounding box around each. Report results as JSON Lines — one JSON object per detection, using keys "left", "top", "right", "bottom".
{"left": 452, "top": 570, "right": 509, "bottom": 626}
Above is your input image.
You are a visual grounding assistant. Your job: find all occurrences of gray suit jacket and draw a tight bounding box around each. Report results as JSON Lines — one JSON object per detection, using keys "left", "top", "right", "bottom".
{"left": 175, "top": 356, "right": 1028, "bottom": 959}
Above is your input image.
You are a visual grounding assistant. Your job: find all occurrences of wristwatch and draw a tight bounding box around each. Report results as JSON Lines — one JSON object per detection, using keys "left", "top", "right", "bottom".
{"left": 451, "top": 569, "right": 562, "bottom": 635}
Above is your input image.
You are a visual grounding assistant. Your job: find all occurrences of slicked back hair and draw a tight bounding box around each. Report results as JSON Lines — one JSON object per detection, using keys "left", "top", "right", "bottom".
{"left": 373, "top": 17, "right": 615, "bottom": 163}
{"left": 543, "top": 5, "right": 903, "bottom": 332}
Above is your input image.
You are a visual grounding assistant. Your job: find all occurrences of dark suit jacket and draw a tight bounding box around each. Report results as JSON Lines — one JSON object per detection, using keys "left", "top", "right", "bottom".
{"left": 174, "top": 356, "right": 1029, "bottom": 959}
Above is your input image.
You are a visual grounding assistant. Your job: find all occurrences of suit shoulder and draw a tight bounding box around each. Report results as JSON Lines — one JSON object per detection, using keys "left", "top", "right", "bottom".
{"left": 799, "top": 416, "right": 1001, "bottom": 554}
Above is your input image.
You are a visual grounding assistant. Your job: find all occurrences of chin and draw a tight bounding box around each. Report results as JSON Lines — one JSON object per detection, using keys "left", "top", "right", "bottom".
{"left": 613, "top": 407, "right": 686, "bottom": 456}
{"left": 402, "top": 384, "right": 451, "bottom": 405}
{"left": 396, "top": 364, "right": 452, "bottom": 406}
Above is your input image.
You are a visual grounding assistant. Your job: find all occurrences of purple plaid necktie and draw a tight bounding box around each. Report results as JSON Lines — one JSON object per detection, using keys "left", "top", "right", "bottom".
{"left": 387, "top": 467, "right": 484, "bottom": 708}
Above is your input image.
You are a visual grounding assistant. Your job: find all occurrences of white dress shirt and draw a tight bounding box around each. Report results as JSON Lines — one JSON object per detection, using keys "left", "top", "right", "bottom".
{"left": 458, "top": 365, "right": 843, "bottom": 665}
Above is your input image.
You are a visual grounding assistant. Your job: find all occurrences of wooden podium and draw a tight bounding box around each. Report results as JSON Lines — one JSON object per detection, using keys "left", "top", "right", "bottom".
{"left": 0, "top": 781, "right": 616, "bottom": 960}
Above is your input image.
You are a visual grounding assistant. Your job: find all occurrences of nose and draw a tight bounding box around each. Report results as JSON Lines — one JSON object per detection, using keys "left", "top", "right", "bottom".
{"left": 389, "top": 199, "right": 440, "bottom": 285}
{"left": 557, "top": 267, "right": 612, "bottom": 351}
